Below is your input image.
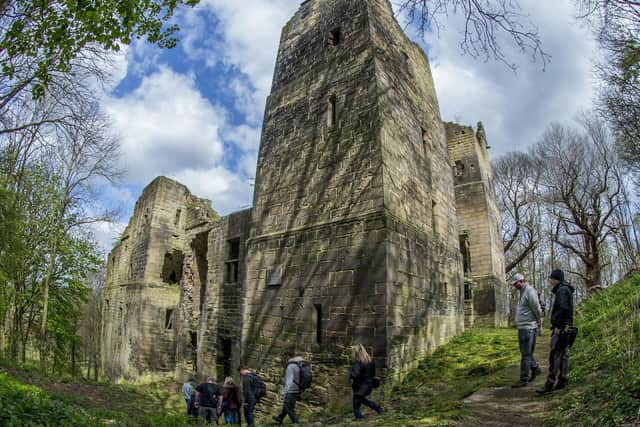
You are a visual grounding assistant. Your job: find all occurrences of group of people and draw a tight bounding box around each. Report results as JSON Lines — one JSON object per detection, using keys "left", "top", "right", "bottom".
{"left": 511, "top": 268, "right": 576, "bottom": 394}
{"left": 180, "top": 268, "right": 575, "bottom": 425}
{"left": 181, "top": 346, "right": 382, "bottom": 425}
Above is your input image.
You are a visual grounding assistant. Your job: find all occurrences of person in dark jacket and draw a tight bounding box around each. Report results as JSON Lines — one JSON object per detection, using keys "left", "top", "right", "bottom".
{"left": 350, "top": 344, "right": 382, "bottom": 420}
{"left": 196, "top": 376, "right": 221, "bottom": 425}
{"left": 537, "top": 269, "right": 575, "bottom": 395}
{"left": 222, "top": 376, "right": 242, "bottom": 425}
{"left": 239, "top": 368, "right": 258, "bottom": 426}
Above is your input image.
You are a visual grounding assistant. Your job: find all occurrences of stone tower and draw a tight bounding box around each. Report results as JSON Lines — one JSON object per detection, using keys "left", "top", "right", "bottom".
{"left": 101, "top": 177, "right": 216, "bottom": 379}
{"left": 446, "top": 122, "right": 508, "bottom": 327}
{"left": 243, "top": 0, "right": 464, "bottom": 381}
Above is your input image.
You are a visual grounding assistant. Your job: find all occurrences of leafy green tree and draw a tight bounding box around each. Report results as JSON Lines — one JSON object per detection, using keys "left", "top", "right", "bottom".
{"left": 0, "top": 0, "right": 198, "bottom": 103}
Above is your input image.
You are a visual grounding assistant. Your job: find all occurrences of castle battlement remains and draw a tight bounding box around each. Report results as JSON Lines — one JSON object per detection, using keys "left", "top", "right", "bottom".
{"left": 101, "top": 0, "right": 507, "bottom": 402}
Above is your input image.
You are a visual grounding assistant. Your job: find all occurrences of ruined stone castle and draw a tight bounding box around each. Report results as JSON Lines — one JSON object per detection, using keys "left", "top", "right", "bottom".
{"left": 101, "top": 0, "right": 507, "bottom": 397}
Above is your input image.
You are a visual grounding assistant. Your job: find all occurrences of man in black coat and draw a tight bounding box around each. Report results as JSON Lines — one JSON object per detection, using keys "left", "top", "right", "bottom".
{"left": 537, "top": 269, "right": 575, "bottom": 395}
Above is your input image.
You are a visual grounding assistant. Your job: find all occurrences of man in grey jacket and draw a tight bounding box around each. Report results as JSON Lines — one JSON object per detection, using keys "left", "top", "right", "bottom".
{"left": 273, "top": 355, "right": 303, "bottom": 425}
{"left": 511, "top": 273, "right": 543, "bottom": 388}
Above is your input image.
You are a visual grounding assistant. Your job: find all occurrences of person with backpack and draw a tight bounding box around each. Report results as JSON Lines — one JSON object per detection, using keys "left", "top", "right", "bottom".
{"left": 350, "top": 344, "right": 382, "bottom": 420}
{"left": 239, "top": 367, "right": 265, "bottom": 426}
{"left": 273, "top": 354, "right": 311, "bottom": 425}
{"left": 195, "top": 376, "right": 222, "bottom": 425}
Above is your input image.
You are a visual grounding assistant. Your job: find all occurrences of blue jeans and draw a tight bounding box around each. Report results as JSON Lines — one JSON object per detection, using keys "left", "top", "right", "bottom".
{"left": 353, "top": 395, "right": 380, "bottom": 419}
{"left": 224, "top": 409, "right": 239, "bottom": 424}
{"left": 518, "top": 328, "right": 539, "bottom": 382}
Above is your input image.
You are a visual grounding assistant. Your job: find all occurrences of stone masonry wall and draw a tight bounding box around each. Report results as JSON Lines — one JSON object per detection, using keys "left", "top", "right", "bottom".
{"left": 446, "top": 123, "right": 508, "bottom": 326}
{"left": 244, "top": 0, "right": 388, "bottom": 406}
{"left": 243, "top": 0, "right": 464, "bottom": 408}
{"left": 102, "top": 177, "right": 216, "bottom": 380}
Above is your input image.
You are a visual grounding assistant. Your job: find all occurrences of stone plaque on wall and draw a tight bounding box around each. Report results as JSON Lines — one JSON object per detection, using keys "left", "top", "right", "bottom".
{"left": 266, "top": 266, "right": 282, "bottom": 286}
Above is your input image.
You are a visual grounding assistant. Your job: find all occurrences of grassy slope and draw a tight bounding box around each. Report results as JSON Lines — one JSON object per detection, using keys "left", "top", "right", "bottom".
{"left": 548, "top": 273, "right": 640, "bottom": 426}
{"left": 0, "top": 362, "right": 189, "bottom": 427}
{"left": 1, "top": 276, "right": 639, "bottom": 426}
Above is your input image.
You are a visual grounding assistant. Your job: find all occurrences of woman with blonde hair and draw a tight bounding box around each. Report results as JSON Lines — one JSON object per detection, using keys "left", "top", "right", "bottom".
{"left": 221, "top": 376, "right": 242, "bottom": 425}
{"left": 349, "top": 344, "right": 382, "bottom": 420}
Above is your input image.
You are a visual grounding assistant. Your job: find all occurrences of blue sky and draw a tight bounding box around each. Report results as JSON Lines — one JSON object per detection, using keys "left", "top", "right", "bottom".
{"left": 91, "top": 0, "right": 598, "bottom": 253}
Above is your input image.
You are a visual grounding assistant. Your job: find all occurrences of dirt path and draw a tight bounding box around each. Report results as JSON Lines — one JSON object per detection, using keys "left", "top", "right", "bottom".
{"left": 459, "top": 333, "right": 553, "bottom": 426}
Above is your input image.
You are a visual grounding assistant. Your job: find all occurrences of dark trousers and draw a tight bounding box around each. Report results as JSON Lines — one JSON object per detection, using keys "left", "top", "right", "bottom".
{"left": 276, "top": 393, "right": 300, "bottom": 424}
{"left": 545, "top": 332, "right": 569, "bottom": 387}
{"left": 353, "top": 395, "right": 380, "bottom": 419}
{"left": 198, "top": 406, "right": 218, "bottom": 425}
{"left": 518, "top": 328, "right": 539, "bottom": 382}
{"left": 243, "top": 399, "right": 256, "bottom": 426}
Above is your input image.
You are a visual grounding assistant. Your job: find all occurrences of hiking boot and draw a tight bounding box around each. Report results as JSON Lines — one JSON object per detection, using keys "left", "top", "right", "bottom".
{"left": 554, "top": 380, "right": 568, "bottom": 391}
{"left": 535, "top": 383, "right": 554, "bottom": 395}
{"left": 272, "top": 416, "right": 283, "bottom": 425}
{"left": 529, "top": 367, "right": 542, "bottom": 383}
{"left": 511, "top": 381, "right": 528, "bottom": 388}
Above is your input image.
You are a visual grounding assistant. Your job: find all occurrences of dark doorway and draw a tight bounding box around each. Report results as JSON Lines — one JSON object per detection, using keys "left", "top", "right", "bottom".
{"left": 218, "top": 338, "right": 232, "bottom": 378}
{"left": 190, "top": 332, "right": 198, "bottom": 372}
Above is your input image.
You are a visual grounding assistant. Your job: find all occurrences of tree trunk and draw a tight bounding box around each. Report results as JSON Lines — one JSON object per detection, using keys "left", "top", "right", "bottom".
{"left": 40, "top": 235, "right": 59, "bottom": 367}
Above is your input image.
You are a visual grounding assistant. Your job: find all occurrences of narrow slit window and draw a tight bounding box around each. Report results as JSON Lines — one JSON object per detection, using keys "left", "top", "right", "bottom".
{"left": 174, "top": 209, "right": 182, "bottom": 226}
{"left": 314, "top": 304, "right": 322, "bottom": 344}
{"left": 459, "top": 233, "right": 471, "bottom": 274}
{"left": 328, "top": 28, "right": 341, "bottom": 46}
{"left": 165, "top": 309, "right": 174, "bottom": 330}
{"left": 432, "top": 200, "right": 438, "bottom": 235}
{"left": 421, "top": 127, "right": 428, "bottom": 157}
{"left": 328, "top": 96, "right": 337, "bottom": 127}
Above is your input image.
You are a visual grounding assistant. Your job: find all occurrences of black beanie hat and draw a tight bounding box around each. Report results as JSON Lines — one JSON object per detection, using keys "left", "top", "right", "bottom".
{"left": 549, "top": 269, "right": 564, "bottom": 282}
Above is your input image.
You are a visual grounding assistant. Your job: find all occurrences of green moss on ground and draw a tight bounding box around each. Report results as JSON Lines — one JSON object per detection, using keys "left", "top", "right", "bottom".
{"left": 318, "top": 328, "right": 521, "bottom": 426}
{"left": 3, "top": 274, "right": 639, "bottom": 427}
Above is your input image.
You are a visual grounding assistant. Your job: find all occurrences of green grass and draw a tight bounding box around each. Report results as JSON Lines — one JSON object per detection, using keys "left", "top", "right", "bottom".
{"left": 550, "top": 274, "right": 640, "bottom": 426}
{"left": 380, "top": 328, "right": 520, "bottom": 426}
{"left": 3, "top": 274, "right": 639, "bottom": 427}
{"left": 316, "top": 327, "right": 521, "bottom": 427}
{"left": 0, "top": 363, "right": 191, "bottom": 427}
{"left": 0, "top": 371, "right": 101, "bottom": 427}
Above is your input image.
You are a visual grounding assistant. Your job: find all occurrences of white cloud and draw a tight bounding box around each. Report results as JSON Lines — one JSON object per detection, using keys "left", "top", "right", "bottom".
{"left": 170, "top": 167, "right": 254, "bottom": 213}
{"left": 189, "top": 0, "right": 300, "bottom": 118}
{"left": 223, "top": 124, "right": 261, "bottom": 152}
{"left": 104, "top": 66, "right": 226, "bottom": 184}
{"left": 420, "top": 0, "right": 598, "bottom": 154}
{"left": 89, "top": 220, "right": 127, "bottom": 256}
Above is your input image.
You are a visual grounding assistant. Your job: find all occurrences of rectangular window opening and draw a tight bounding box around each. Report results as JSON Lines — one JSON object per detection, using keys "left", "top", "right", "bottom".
{"left": 174, "top": 209, "right": 182, "bottom": 226}
{"left": 328, "top": 96, "right": 337, "bottom": 127}
{"left": 165, "top": 309, "right": 174, "bottom": 330}
{"left": 464, "top": 282, "right": 472, "bottom": 300}
{"left": 328, "top": 28, "right": 341, "bottom": 46}
{"left": 314, "top": 304, "right": 322, "bottom": 344}
{"left": 225, "top": 239, "right": 241, "bottom": 284}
